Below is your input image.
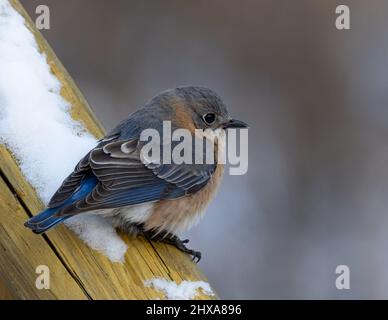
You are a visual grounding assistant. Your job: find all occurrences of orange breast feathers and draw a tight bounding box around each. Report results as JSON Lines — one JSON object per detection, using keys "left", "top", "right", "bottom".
{"left": 144, "top": 130, "right": 226, "bottom": 235}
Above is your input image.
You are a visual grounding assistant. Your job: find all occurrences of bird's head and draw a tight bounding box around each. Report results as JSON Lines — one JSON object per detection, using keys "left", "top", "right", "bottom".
{"left": 147, "top": 86, "right": 248, "bottom": 132}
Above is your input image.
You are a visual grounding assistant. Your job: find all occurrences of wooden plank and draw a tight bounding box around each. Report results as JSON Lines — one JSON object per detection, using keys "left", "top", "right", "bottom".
{"left": 0, "top": 0, "right": 217, "bottom": 299}
{"left": 0, "top": 175, "right": 87, "bottom": 299}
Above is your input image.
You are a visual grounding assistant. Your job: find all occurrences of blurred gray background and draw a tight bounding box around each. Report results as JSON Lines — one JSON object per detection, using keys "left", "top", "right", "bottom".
{"left": 22, "top": 0, "right": 388, "bottom": 299}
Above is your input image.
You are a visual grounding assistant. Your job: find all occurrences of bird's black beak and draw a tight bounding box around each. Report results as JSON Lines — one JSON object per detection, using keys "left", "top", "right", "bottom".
{"left": 223, "top": 119, "right": 249, "bottom": 129}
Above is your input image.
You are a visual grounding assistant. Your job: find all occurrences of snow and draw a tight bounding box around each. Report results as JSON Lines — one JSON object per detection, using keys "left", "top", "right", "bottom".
{"left": 144, "top": 278, "right": 215, "bottom": 300}
{"left": 0, "top": 0, "right": 127, "bottom": 262}
{"left": 65, "top": 214, "right": 127, "bottom": 263}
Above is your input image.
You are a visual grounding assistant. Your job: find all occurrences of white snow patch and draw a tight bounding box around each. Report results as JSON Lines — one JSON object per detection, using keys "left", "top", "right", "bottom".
{"left": 65, "top": 214, "right": 127, "bottom": 263}
{"left": 144, "top": 278, "right": 215, "bottom": 300}
{"left": 0, "top": 0, "right": 127, "bottom": 262}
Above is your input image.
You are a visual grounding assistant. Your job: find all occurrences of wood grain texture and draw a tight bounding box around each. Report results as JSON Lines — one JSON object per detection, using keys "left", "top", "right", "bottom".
{"left": 0, "top": 175, "right": 86, "bottom": 299}
{"left": 0, "top": 0, "right": 217, "bottom": 300}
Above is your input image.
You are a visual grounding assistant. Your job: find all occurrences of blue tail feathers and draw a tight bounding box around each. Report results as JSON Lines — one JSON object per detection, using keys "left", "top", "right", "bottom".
{"left": 25, "top": 175, "right": 98, "bottom": 234}
{"left": 24, "top": 207, "right": 71, "bottom": 234}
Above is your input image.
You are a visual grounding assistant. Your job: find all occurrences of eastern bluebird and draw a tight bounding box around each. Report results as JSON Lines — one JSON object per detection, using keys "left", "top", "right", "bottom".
{"left": 25, "top": 86, "right": 247, "bottom": 261}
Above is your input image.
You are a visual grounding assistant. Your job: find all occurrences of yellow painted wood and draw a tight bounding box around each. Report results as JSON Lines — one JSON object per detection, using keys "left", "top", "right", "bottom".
{"left": 0, "top": 176, "right": 86, "bottom": 299}
{"left": 0, "top": 0, "right": 217, "bottom": 300}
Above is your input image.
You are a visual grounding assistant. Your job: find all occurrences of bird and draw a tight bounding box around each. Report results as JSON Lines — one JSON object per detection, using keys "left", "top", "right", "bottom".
{"left": 24, "top": 86, "right": 247, "bottom": 262}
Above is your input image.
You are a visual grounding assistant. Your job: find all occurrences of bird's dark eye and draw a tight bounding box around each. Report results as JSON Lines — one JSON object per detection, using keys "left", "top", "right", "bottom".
{"left": 203, "top": 113, "right": 216, "bottom": 124}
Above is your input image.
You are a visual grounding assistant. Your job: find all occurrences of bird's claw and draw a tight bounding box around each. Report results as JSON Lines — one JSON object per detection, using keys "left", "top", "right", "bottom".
{"left": 142, "top": 229, "right": 202, "bottom": 263}
{"left": 190, "top": 250, "right": 201, "bottom": 263}
{"left": 175, "top": 240, "right": 201, "bottom": 263}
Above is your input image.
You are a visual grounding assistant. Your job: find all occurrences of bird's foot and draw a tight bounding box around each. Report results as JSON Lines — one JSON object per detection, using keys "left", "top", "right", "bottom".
{"left": 143, "top": 230, "right": 202, "bottom": 263}
{"left": 163, "top": 236, "right": 202, "bottom": 263}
